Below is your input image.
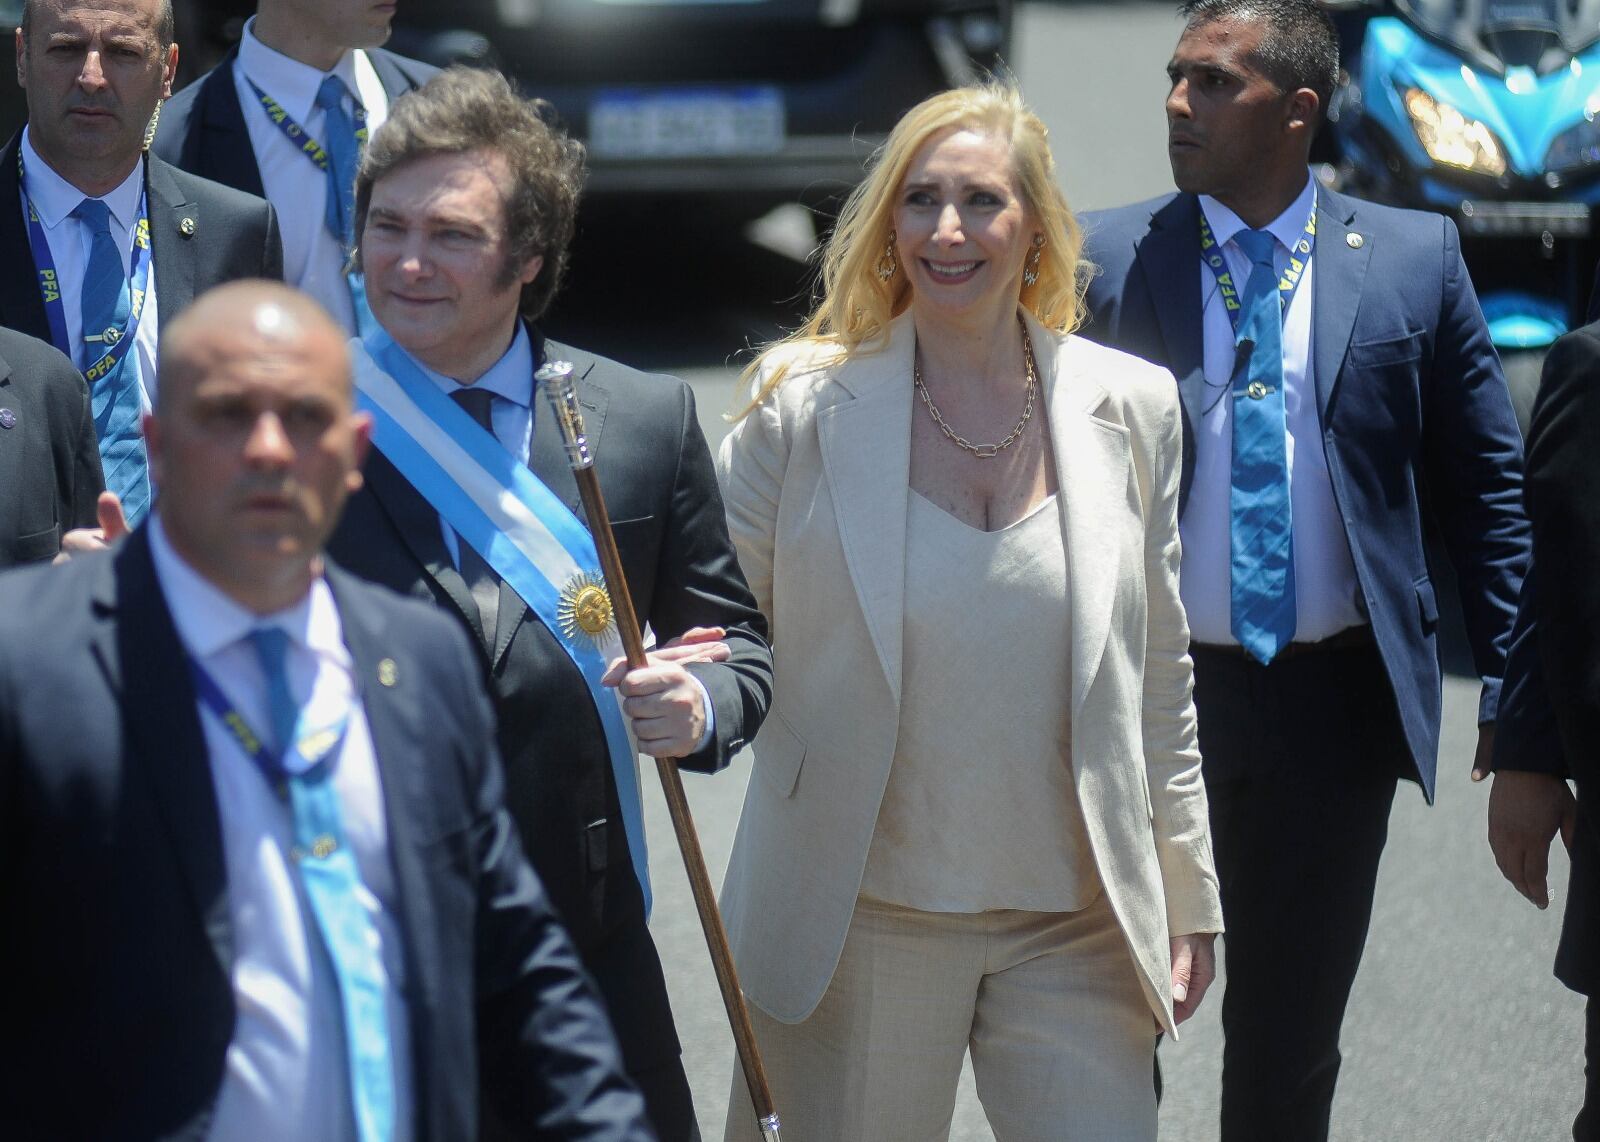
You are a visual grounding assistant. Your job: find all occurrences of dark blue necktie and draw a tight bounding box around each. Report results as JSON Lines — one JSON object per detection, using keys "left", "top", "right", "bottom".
{"left": 74, "top": 197, "right": 150, "bottom": 526}
{"left": 1229, "top": 228, "right": 1296, "bottom": 664}
{"left": 315, "top": 75, "right": 362, "bottom": 249}
{"left": 249, "top": 627, "right": 396, "bottom": 1142}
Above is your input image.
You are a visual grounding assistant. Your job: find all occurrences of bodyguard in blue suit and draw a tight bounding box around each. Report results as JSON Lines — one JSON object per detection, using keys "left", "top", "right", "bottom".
{"left": 0, "top": 282, "right": 654, "bottom": 1141}
{"left": 1080, "top": 2, "right": 1529, "bottom": 1137}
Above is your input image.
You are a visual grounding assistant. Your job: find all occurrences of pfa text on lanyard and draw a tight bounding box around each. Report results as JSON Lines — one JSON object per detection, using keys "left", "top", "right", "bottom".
{"left": 1199, "top": 205, "right": 1317, "bottom": 345}
{"left": 18, "top": 150, "right": 151, "bottom": 386}
{"left": 245, "top": 78, "right": 367, "bottom": 232}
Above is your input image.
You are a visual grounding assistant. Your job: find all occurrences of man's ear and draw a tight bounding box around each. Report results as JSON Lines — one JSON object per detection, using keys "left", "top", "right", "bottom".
{"left": 1286, "top": 86, "right": 1321, "bottom": 135}
{"left": 520, "top": 253, "right": 545, "bottom": 287}
{"left": 160, "top": 42, "right": 178, "bottom": 98}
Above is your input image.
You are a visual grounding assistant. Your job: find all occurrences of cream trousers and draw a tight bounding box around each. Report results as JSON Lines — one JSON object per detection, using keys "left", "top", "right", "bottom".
{"left": 724, "top": 891, "right": 1158, "bottom": 1141}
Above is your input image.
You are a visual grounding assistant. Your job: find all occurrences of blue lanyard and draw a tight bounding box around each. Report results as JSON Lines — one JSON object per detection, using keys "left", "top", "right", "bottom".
{"left": 18, "top": 150, "right": 152, "bottom": 385}
{"left": 188, "top": 656, "right": 349, "bottom": 795}
{"left": 1198, "top": 204, "right": 1317, "bottom": 335}
{"left": 244, "top": 78, "right": 369, "bottom": 179}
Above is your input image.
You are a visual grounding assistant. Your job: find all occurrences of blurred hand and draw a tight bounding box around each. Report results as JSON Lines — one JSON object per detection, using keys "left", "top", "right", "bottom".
{"left": 603, "top": 652, "right": 710, "bottom": 759}
{"left": 1487, "top": 769, "right": 1576, "bottom": 910}
{"left": 1170, "top": 932, "right": 1217, "bottom": 1025}
{"left": 1470, "top": 723, "right": 1496, "bottom": 783}
{"left": 54, "top": 492, "right": 130, "bottom": 564}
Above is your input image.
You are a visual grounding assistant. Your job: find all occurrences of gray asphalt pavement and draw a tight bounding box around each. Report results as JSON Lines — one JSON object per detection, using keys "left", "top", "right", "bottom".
{"left": 596, "top": 3, "right": 1585, "bottom": 1137}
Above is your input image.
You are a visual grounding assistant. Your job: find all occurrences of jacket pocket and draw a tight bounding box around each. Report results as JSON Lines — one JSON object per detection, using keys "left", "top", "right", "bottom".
{"left": 1347, "top": 329, "right": 1424, "bottom": 368}
{"left": 756, "top": 707, "right": 807, "bottom": 798}
{"left": 1, "top": 524, "right": 60, "bottom": 564}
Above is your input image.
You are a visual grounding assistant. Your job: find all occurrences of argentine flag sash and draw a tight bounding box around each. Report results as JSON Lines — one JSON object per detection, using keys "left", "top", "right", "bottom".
{"left": 352, "top": 331, "right": 652, "bottom": 910}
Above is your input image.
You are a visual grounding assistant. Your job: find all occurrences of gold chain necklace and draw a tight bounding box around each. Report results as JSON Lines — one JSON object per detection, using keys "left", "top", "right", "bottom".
{"left": 913, "top": 325, "right": 1037, "bottom": 459}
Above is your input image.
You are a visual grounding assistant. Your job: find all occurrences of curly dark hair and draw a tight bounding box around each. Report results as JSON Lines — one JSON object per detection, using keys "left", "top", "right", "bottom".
{"left": 353, "top": 66, "right": 587, "bottom": 321}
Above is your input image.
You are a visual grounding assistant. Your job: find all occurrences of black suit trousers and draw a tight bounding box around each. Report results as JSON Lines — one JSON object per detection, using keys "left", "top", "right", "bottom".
{"left": 1192, "top": 639, "right": 1408, "bottom": 1142}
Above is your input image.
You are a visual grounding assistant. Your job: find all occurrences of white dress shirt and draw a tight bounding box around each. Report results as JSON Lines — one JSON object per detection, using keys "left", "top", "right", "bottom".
{"left": 147, "top": 517, "right": 414, "bottom": 1142}
{"left": 234, "top": 19, "right": 389, "bottom": 333}
{"left": 19, "top": 127, "right": 159, "bottom": 410}
{"left": 1182, "top": 173, "right": 1366, "bottom": 646}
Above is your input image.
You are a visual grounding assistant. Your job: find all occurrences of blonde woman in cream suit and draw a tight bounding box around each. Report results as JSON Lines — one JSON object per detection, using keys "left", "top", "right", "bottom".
{"left": 717, "top": 84, "right": 1224, "bottom": 1142}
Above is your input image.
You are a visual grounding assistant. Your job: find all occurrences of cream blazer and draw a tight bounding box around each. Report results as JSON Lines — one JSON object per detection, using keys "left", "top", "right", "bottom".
{"left": 716, "top": 310, "right": 1223, "bottom": 1035}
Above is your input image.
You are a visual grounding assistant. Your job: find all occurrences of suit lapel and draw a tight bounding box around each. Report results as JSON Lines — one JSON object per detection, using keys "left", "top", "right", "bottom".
{"left": 0, "top": 133, "right": 53, "bottom": 343}
{"left": 818, "top": 323, "right": 912, "bottom": 703}
{"left": 327, "top": 569, "right": 438, "bottom": 1108}
{"left": 147, "top": 156, "right": 198, "bottom": 326}
{"left": 1032, "top": 323, "right": 1126, "bottom": 718}
{"left": 197, "top": 47, "right": 266, "bottom": 198}
{"left": 97, "top": 529, "right": 233, "bottom": 977}
{"left": 1136, "top": 195, "right": 1206, "bottom": 430}
{"left": 363, "top": 447, "right": 490, "bottom": 651}
{"left": 1310, "top": 190, "right": 1370, "bottom": 421}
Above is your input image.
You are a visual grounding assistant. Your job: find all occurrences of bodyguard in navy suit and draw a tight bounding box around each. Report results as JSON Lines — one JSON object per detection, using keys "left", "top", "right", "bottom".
{"left": 1080, "top": 3, "right": 1529, "bottom": 1137}
{"left": 153, "top": 0, "right": 436, "bottom": 333}
{"left": 0, "top": 282, "right": 654, "bottom": 1141}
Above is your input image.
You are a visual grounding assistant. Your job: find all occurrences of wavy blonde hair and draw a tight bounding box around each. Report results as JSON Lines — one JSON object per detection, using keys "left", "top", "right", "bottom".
{"left": 737, "top": 83, "right": 1087, "bottom": 416}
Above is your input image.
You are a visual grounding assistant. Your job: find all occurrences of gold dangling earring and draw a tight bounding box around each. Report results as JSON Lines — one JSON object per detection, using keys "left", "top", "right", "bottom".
{"left": 1022, "top": 233, "right": 1044, "bottom": 287}
{"left": 877, "top": 230, "right": 899, "bottom": 282}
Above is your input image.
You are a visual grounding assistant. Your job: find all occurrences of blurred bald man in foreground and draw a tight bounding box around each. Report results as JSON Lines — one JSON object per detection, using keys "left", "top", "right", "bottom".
{"left": 0, "top": 281, "right": 654, "bottom": 1141}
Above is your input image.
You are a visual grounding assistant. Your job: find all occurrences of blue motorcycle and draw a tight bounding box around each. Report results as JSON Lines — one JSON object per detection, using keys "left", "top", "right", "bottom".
{"left": 1326, "top": 0, "right": 1600, "bottom": 425}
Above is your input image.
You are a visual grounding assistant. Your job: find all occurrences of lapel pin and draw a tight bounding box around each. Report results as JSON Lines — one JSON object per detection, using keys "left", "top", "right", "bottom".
{"left": 179, "top": 217, "right": 196, "bottom": 238}
{"left": 377, "top": 658, "right": 398, "bottom": 687}
{"left": 1346, "top": 232, "right": 1365, "bottom": 249}
{"left": 0, "top": 409, "right": 14, "bottom": 429}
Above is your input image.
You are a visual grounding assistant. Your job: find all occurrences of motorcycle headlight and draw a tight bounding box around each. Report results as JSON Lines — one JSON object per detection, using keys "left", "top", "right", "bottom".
{"left": 1546, "top": 115, "right": 1600, "bottom": 175}
{"left": 1402, "top": 87, "right": 1508, "bottom": 178}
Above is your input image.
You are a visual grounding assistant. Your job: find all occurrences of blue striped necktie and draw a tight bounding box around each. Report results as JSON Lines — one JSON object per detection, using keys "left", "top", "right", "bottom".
{"left": 73, "top": 197, "right": 150, "bottom": 526}
{"left": 1229, "top": 228, "right": 1296, "bottom": 664}
{"left": 250, "top": 627, "right": 396, "bottom": 1142}
{"left": 315, "top": 74, "right": 375, "bottom": 336}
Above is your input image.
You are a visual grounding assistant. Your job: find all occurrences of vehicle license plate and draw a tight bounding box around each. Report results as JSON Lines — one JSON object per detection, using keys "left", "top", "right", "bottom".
{"left": 589, "top": 88, "right": 785, "bottom": 159}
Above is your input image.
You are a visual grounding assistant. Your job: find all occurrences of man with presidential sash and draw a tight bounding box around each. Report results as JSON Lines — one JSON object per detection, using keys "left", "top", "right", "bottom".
{"left": 327, "top": 67, "right": 774, "bottom": 1141}
{"left": 153, "top": 0, "right": 437, "bottom": 336}
{"left": 1080, "top": 1, "right": 1527, "bottom": 1138}
{"left": 0, "top": 0, "right": 282, "bottom": 537}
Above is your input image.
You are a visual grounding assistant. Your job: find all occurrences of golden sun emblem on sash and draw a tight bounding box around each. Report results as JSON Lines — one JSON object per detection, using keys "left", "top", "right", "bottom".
{"left": 558, "top": 570, "right": 615, "bottom": 645}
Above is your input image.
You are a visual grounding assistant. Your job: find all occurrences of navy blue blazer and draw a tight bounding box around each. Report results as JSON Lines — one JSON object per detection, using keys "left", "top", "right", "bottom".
{"left": 0, "top": 529, "right": 654, "bottom": 1141}
{"left": 152, "top": 46, "right": 439, "bottom": 198}
{"left": 1080, "top": 188, "right": 1530, "bottom": 799}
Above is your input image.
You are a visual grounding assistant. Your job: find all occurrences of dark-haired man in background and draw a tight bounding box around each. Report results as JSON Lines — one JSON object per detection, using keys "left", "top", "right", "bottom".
{"left": 154, "top": 0, "right": 435, "bottom": 335}
{"left": 1079, "top": 1, "right": 1528, "bottom": 1136}
{"left": 328, "top": 68, "right": 773, "bottom": 1140}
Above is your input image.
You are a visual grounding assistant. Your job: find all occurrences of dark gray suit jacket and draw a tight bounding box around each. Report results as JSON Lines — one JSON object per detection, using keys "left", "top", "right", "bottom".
{"left": 0, "top": 528, "right": 656, "bottom": 1141}
{"left": 0, "top": 325, "right": 101, "bottom": 565}
{"left": 0, "top": 132, "right": 283, "bottom": 345}
{"left": 152, "top": 45, "right": 438, "bottom": 196}
{"left": 328, "top": 326, "right": 774, "bottom": 1073}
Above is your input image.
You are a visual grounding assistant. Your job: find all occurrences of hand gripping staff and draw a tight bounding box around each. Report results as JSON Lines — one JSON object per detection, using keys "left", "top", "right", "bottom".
{"left": 537, "top": 361, "right": 783, "bottom": 1142}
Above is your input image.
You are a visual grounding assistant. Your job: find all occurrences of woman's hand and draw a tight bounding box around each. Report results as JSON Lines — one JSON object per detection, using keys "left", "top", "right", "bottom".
{"left": 1169, "top": 932, "right": 1218, "bottom": 1025}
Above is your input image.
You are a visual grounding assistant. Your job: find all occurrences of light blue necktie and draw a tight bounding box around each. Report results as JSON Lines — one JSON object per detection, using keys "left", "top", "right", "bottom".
{"left": 315, "top": 74, "right": 375, "bottom": 336}
{"left": 251, "top": 627, "right": 396, "bottom": 1142}
{"left": 74, "top": 197, "right": 150, "bottom": 526}
{"left": 1229, "top": 229, "right": 1296, "bottom": 664}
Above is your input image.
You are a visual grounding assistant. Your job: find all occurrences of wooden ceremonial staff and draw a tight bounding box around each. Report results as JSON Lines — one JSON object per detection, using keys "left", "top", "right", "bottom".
{"left": 537, "top": 361, "right": 783, "bottom": 1142}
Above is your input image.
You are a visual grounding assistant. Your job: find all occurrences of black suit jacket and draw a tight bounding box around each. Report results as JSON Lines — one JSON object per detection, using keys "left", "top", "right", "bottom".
{"left": 1495, "top": 321, "right": 1600, "bottom": 996}
{"left": 328, "top": 327, "right": 774, "bottom": 1069}
{"left": 0, "top": 529, "right": 655, "bottom": 1141}
{"left": 0, "top": 325, "right": 100, "bottom": 565}
{"left": 152, "top": 45, "right": 438, "bottom": 197}
{"left": 1081, "top": 188, "right": 1529, "bottom": 798}
{"left": 0, "top": 133, "right": 283, "bottom": 344}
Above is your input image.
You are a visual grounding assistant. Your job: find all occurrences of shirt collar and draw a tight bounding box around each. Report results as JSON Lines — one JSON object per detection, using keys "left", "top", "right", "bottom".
{"left": 148, "top": 513, "right": 349, "bottom": 665}
{"left": 1198, "top": 170, "right": 1317, "bottom": 257}
{"left": 20, "top": 125, "right": 144, "bottom": 232}
{"left": 402, "top": 322, "right": 535, "bottom": 409}
{"left": 237, "top": 15, "right": 365, "bottom": 124}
